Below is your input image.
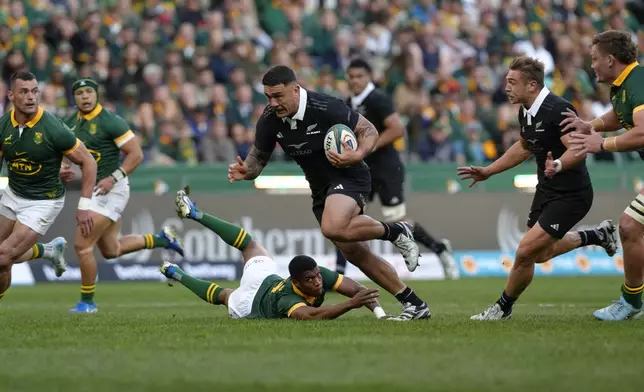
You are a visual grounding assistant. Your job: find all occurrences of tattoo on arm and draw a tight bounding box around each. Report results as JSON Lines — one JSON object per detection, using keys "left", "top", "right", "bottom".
{"left": 244, "top": 145, "right": 273, "bottom": 180}
{"left": 354, "top": 115, "right": 379, "bottom": 154}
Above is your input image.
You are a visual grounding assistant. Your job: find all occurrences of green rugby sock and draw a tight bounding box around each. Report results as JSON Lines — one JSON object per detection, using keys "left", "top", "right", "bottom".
{"left": 622, "top": 283, "right": 643, "bottom": 309}
{"left": 193, "top": 209, "right": 252, "bottom": 250}
{"left": 171, "top": 267, "right": 224, "bottom": 305}
{"left": 80, "top": 284, "right": 96, "bottom": 304}
{"left": 144, "top": 234, "right": 169, "bottom": 249}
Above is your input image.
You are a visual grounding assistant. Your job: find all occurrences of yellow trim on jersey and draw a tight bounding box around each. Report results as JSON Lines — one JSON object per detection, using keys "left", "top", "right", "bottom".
{"left": 287, "top": 302, "right": 307, "bottom": 317}
{"left": 10, "top": 107, "right": 44, "bottom": 128}
{"left": 612, "top": 61, "right": 639, "bottom": 87}
{"left": 114, "top": 130, "right": 135, "bottom": 147}
{"left": 292, "top": 283, "right": 316, "bottom": 304}
{"left": 633, "top": 105, "right": 644, "bottom": 115}
{"left": 63, "top": 138, "right": 81, "bottom": 155}
{"left": 80, "top": 104, "right": 103, "bottom": 121}
{"left": 332, "top": 274, "right": 344, "bottom": 291}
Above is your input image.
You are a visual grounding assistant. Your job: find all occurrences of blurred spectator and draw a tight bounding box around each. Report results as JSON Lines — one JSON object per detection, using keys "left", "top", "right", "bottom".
{"left": 0, "top": 0, "right": 640, "bottom": 166}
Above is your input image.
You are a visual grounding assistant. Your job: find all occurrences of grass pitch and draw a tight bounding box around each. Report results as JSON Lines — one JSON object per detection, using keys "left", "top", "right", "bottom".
{"left": 1, "top": 276, "right": 642, "bottom": 392}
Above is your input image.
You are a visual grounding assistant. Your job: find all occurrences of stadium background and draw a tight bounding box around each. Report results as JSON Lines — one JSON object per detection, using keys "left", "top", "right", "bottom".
{"left": 1, "top": 0, "right": 643, "bottom": 285}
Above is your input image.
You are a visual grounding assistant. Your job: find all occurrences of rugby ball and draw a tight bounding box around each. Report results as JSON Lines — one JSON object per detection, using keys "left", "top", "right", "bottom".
{"left": 324, "top": 124, "right": 358, "bottom": 159}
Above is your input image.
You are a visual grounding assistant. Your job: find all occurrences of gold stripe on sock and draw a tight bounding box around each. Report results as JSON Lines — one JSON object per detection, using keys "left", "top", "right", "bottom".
{"left": 236, "top": 231, "right": 248, "bottom": 249}
{"left": 81, "top": 285, "right": 96, "bottom": 290}
{"left": 144, "top": 234, "right": 153, "bottom": 249}
{"left": 206, "top": 283, "right": 216, "bottom": 303}
{"left": 32, "top": 244, "right": 40, "bottom": 259}
{"left": 624, "top": 283, "right": 644, "bottom": 294}
{"left": 232, "top": 230, "right": 244, "bottom": 248}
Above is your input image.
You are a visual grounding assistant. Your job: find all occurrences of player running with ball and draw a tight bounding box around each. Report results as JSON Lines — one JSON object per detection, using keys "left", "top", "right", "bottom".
{"left": 228, "top": 65, "right": 430, "bottom": 321}
{"left": 62, "top": 78, "right": 183, "bottom": 313}
{"left": 457, "top": 57, "right": 618, "bottom": 320}
{"left": 562, "top": 30, "right": 644, "bottom": 320}
{"left": 0, "top": 72, "right": 97, "bottom": 301}
{"left": 161, "top": 188, "right": 381, "bottom": 320}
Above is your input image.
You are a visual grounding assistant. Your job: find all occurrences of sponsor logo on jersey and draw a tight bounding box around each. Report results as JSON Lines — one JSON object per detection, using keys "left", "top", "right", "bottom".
{"left": 9, "top": 158, "right": 42, "bottom": 176}
{"left": 288, "top": 142, "right": 308, "bottom": 149}
{"left": 33, "top": 132, "right": 43, "bottom": 145}
{"left": 4, "top": 134, "right": 12, "bottom": 145}
{"left": 87, "top": 148, "right": 102, "bottom": 162}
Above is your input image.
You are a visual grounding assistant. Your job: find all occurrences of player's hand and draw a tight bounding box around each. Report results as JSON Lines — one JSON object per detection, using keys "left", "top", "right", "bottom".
{"left": 77, "top": 209, "right": 93, "bottom": 238}
{"left": 544, "top": 151, "right": 558, "bottom": 178}
{"left": 94, "top": 176, "right": 116, "bottom": 196}
{"left": 559, "top": 109, "right": 592, "bottom": 134}
{"left": 456, "top": 166, "right": 491, "bottom": 187}
{"left": 568, "top": 130, "right": 603, "bottom": 156}
{"left": 59, "top": 164, "right": 75, "bottom": 183}
{"left": 228, "top": 156, "right": 248, "bottom": 182}
{"left": 349, "top": 288, "right": 380, "bottom": 309}
{"left": 327, "top": 141, "right": 363, "bottom": 168}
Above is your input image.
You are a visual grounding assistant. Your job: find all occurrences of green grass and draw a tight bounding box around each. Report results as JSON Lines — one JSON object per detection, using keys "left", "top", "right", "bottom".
{"left": 1, "top": 277, "right": 642, "bottom": 392}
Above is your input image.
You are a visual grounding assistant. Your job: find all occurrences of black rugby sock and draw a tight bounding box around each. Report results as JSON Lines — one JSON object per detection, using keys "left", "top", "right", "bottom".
{"left": 496, "top": 291, "right": 517, "bottom": 314}
{"left": 578, "top": 229, "right": 602, "bottom": 247}
{"left": 379, "top": 222, "right": 405, "bottom": 241}
{"left": 335, "top": 248, "right": 347, "bottom": 274}
{"left": 412, "top": 223, "right": 446, "bottom": 254}
{"left": 395, "top": 286, "right": 425, "bottom": 307}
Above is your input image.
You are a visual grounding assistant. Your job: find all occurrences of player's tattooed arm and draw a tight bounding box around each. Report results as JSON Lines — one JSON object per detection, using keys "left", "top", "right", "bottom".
{"left": 243, "top": 145, "right": 273, "bottom": 180}
{"left": 354, "top": 114, "right": 379, "bottom": 158}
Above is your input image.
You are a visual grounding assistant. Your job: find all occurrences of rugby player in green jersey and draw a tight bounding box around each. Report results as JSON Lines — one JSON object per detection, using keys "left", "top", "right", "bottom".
{"left": 62, "top": 78, "right": 184, "bottom": 313}
{"left": 160, "top": 188, "right": 384, "bottom": 320}
{"left": 0, "top": 71, "right": 97, "bottom": 300}
{"left": 561, "top": 30, "right": 644, "bottom": 320}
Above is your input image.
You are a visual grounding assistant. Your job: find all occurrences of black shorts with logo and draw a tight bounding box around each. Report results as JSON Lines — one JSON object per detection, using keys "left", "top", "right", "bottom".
{"left": 527, "top": 186, "right": 594, "bottom": 239}
{"left": 368, "top": 162, "right": 405, "bottom": 207}
{"left": 311, "top": 172, "right": 372, "bottom": 225}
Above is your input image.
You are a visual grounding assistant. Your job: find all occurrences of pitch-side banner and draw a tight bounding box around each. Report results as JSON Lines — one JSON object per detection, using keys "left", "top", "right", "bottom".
{"left": 43, "top": 191, "right": 633, "bottom": 261}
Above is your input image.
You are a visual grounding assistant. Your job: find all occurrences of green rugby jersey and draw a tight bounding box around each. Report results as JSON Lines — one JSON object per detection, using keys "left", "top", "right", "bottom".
{"left": 610, "top": 61, "right": 644, "bottom": 132}
{"left": 249, "top": 267, "right": 343, "bottom": 319}
{"left": 64, "top": 104, "right": 135, "bottom": 181}
{"left": 0, "top": 107, "right": 79, "bottom": 200}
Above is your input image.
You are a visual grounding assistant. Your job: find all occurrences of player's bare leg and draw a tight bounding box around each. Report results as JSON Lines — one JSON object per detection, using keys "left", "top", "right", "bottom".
{"left": 70, "top": 211, "right": 183, "bottom": 313}
{"left": 473, "top": 220, "right": 618, "bottom": 320}
{"left": 0, "top": 222, "right": 41, "bottom": 297}
{"left": 594, "top": 193, "right": 644, "bottom": 320}
{"left": 334, "top": 237, "right": 430, "bottom": 320}
{"left": 321, "top": 194, "right": 420, "bottom": 271}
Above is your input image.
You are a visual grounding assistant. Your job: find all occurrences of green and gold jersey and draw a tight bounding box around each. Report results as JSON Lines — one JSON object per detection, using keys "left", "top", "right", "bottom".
{"left": 249, "top": 267, "right": 343, "bottom": 319}
{"left": 64, "top": 104, "right": 135, "bottom": 181}
{"left": 610, "top": 62, "right": 644, "bottom": 132}
{"left": 0, "top": 107, "right": 80, "bottom": 200}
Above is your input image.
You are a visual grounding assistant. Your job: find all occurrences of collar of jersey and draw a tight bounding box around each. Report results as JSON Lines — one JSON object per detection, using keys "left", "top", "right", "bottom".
{"left": 282, "top": 87, "right": 307, "bottom": 129}
{"left": 351, "top": 82, "right": 376, "bottom": 109}
{"left": 291, "top": 282, "right": 316, "bottom": 304}
{"left": 78, "top": 103, "right": 103, "bottom": 121}
{"left": 612, "top": 61, "right": 639, "bottom": 87}
{"left": 11, "top": 106, "right": 44, "bottom": 128}
{"left": 523, "top": 86, "right": 550, "bottom": 117}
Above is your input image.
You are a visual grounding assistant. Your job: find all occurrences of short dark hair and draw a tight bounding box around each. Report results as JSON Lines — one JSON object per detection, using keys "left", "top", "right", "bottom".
{"left": 288, "top": 255, "right": 317, "bottom": 280}
{"left": 10, "top": 71, "right": 37, "bottom": 88}
{"left": 262, "top": 65, "right": 297, "bottom": 87}
{"left": 592, "top": 30, "right": 639, "bottom": 65}
{"left": 348, "top": 58, "right": 372, "bottom": 74}
{"left": 508, "top": 56, "right": 545, "bottom": 88}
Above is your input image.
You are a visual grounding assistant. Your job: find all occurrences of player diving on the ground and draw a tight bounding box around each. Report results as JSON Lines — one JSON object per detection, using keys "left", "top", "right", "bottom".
{"left": 160, "top": 187, "right": 382, "bottom": 320}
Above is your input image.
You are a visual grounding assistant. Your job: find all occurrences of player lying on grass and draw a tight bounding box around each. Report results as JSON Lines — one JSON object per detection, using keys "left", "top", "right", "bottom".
{"left": 160, "top": 188, "right": 383, "bottom": 320}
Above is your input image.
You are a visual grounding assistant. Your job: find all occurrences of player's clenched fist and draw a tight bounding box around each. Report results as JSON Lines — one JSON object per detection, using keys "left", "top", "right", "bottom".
{"left": 228, "top": 156, "right": 248, "bottom": 183}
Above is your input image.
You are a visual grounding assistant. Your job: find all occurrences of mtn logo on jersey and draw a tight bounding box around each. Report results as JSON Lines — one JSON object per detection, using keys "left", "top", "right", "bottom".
{"left": 9, "top": 158, "right": 43, "bottom": 176}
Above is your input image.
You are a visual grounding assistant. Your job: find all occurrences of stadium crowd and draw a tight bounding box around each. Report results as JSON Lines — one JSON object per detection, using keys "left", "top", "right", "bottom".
{"left": 0, "top": 0, "right": 642, "bottom": 165}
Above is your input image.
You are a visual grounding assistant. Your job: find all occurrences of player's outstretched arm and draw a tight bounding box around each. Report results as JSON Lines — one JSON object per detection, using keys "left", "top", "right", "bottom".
{"left": 334, "top": 276, "right": 386, "bottom": 318}
{"left": 560, "top": 108, "right": 622, "bottom": 134}
{"left": 244, "top": 145, "right": 273, "bottom": 180}
{"left": 598, "top": 110, "right": 644, "bottom": 152}
{"left": 289, "top": 288, "right": 380, "bottom": 321}
{"left": 458, "top": 139, "right": 531, "bottom": 187}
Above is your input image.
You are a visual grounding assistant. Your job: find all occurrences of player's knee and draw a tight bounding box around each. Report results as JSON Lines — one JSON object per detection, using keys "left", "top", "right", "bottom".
{"left": 514, "top": 243, "right": 535, "bottom": 266}
{"left": 101, "top": 247, "right": 121, "bottom": 259}
{"left": 321, "top": 221, "right": 350, "bottom": 242}
{"left": 619, "top": 212, "right": 644, "bottom": 242}
{"left": 0, "top": 246, "right": 13, "bottom": 266}
{"left": 74, "top": 241, "right": 94, "bottom": 256}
